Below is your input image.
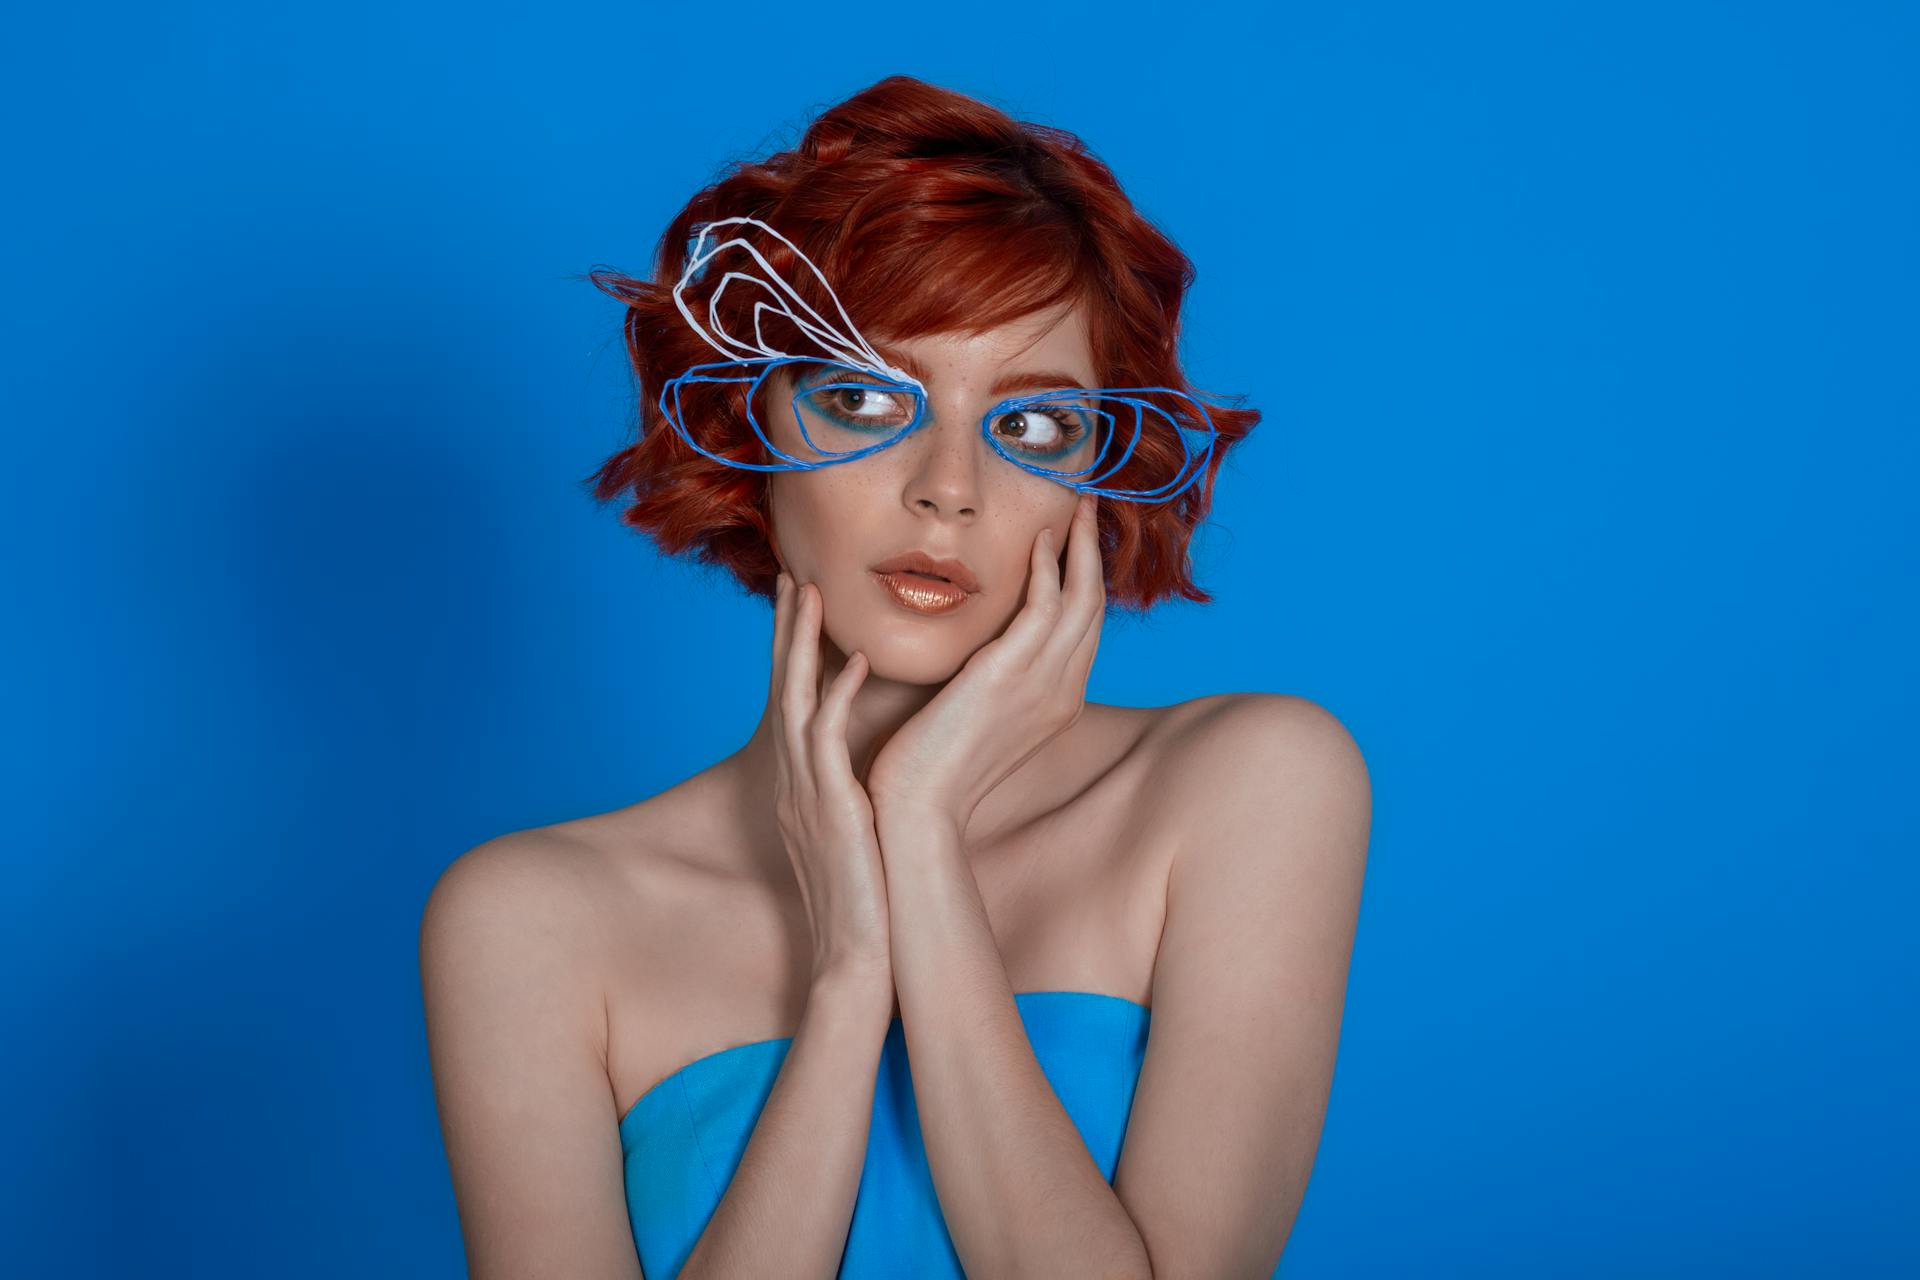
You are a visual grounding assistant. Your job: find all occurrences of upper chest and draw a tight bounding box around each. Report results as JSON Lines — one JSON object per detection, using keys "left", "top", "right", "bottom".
{"left": 597, "top": 702, "right": 1208, "bottom": 1121}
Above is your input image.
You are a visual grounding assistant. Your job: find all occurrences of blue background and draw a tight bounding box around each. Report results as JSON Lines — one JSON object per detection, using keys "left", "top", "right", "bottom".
{"left": 6, "top": 2, "right": 1913, "bottom": 1275}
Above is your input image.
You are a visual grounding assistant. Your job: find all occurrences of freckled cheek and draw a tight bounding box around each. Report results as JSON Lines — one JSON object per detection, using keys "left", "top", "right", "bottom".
{"left": 771, "top": 457, "right": 1073, "bottom": 592}
{"left": 767, "top": 475, "right": 863, "bottom": 582}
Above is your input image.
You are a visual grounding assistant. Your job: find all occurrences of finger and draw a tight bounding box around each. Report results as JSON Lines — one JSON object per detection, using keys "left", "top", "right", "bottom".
{"left": 1053, "top": 506, "right": 1106, "bottom": 699}
{"left": 770, "top": 573, "right": 799, "bottom": 792}
{"left": 783, "top": 581, "right": 824, "bottom": 766}
{"left": 771, "top": 572, "right": 796, "bottom": 746}
{"left": 769, "top": 571, "right": 794, "bottom": 705}
{"left": 1044, "top": 491, "right": 1104, "bottom": 666}
{"left": 1068, "top": 490, "right": 1101, "bottom": 616}
{"left": 996, "top": 520, "right": 1069, "bottom": 659}
{"left": 1036, "top": 512, "right": 1067, "bottom": 606}
{"left": 813, "top": 649, "right": 869, "bottom": 783}
{"left": 1061, "top": 590, "right": 1104, "bottom": 691}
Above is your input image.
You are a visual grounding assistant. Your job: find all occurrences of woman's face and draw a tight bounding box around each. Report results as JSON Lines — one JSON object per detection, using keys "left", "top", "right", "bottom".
{"left": 765, "top": 301, "right": 1097, "bottom": 686}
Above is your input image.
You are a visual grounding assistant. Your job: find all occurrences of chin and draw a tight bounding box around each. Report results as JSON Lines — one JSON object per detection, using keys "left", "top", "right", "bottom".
{"left": 857, "top": 641, "right": 969, "bottom": 688}
{"left": 818, "top": 574, "right": 989, "bottom": 686}
{"left": 871, "top": 656, "right": 967, "bottom": 687}
{"left": 828, "top": 613, "right": 975, "bottom": 687}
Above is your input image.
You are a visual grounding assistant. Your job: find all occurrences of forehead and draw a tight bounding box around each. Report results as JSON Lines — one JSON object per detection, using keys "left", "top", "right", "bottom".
{"left": 868, "top": 302, "right": 1095, "bottom": 387}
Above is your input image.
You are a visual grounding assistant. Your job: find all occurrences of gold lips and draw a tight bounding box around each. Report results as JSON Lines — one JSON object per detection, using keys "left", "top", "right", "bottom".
{"left": 876, "top": 571, "right": 970, "bottom": 612}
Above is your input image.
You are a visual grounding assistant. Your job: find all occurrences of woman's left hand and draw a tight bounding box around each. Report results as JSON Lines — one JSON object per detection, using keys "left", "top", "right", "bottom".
{"left": 865, "top": 490, "right": 1106, "bottom": 830}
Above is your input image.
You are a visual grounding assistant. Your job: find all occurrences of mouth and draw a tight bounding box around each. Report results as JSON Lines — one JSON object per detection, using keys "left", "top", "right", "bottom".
{"left": 869, "top": 550, "right": 981, "bottom": 592}
{"left": 870, "top": 568, "right": 974, "bottom": 616}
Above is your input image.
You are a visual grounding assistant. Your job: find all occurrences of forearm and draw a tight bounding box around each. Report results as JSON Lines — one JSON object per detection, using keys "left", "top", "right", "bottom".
{"left": 678, "top": 969, "right": 895, "bottom": 1280}
{"left": 878, "top": 810, "right": 1153, "bottom": 1280}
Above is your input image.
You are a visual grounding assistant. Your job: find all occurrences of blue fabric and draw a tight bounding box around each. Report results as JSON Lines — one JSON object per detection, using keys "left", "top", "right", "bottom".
{"left": 619, "top": 989, "right": 1152, "bottom": 1278}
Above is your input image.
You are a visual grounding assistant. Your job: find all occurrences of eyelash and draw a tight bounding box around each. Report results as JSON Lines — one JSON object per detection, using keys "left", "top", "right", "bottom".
{"left": 995, "top": 405, "right": 1089, "bottom": 457}
{"left": 797, "top": 374, "right": 1091, "bottom": 458}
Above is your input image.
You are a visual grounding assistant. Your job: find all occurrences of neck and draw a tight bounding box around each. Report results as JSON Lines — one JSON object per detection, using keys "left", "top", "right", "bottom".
{"left": 717, "top": 634, "right": 1102, "bottom": 871}
{"left": 724, "top": 633, "right": 946, "bottom": 830}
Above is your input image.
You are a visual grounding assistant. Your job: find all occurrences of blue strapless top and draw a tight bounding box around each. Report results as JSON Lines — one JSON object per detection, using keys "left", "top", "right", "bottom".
{"left": 619, "top": 989, "right": 1152, "bottom": 1279}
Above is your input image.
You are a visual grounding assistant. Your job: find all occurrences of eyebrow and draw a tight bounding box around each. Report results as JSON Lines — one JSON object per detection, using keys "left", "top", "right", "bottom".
{"left": 879, "top": 348, "right": 1090, "bottom": 395}
{"left": 989, "top": 369, "right": 1091, "bottom": 395}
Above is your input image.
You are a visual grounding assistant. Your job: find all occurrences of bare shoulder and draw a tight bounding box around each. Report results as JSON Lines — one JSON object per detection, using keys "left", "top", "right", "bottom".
{"left": 1185, "top": 691, "right": 1365, "bottom": 764}
{"left": 420, "top": 765, "right": 722, "bottom": 942}
{"left": 1150, "top": 691, "right": 1366, "bottom": 774}
{"left": 418, "top": 820, "right": 655, "bottom": 1277}
{"left": 1109, "top": 695, "right": 1371, "bottom": 1273}
{"left": 420, "top": 820, "right": 622, "bottom": 976}
{"left": 417, "top": 824, "right": 626, "bottom": 1113}
{"left": 1132, "top": 693, "right": 1372, "bottom": 862}
{"left": 417, "top": 786, "right": 713, "bottom": 1018}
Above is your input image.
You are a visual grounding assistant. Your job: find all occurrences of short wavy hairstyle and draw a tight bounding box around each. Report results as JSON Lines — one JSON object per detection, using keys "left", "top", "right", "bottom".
{"left": 580, "top": 75, "right": 1261, "bottom": 611}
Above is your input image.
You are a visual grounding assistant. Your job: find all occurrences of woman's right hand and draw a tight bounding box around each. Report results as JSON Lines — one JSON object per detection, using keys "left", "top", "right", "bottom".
{"left": 769, "top": 572, "right": 893, "bottom": 990}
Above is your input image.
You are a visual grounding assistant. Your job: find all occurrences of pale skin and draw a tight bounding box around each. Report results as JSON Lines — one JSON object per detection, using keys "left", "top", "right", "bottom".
{"left": 420, "top": 300, "right": 1373, "bottom": 1278}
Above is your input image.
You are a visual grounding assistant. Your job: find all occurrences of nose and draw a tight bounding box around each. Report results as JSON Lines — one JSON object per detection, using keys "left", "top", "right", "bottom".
{"left": 899, "top": 404, "right": 984, "bottom": 519}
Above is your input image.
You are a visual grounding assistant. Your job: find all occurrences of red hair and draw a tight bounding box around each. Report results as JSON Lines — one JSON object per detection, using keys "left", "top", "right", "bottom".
{"left": 579, "top": 75, "right": 1262, "bottom": 610}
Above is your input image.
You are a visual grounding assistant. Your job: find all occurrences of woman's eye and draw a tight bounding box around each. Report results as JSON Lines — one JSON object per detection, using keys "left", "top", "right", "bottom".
{"left": 830, "top": 387, "right": 902, "bottom": 418}
{"left": 993, "top": 409, "right": 1076, "bottom": 451}
{"left": 998, "top": 410, "right": 1090, "bottom": 454}
{"left": 795, "top": 374, "right": 916, "bottom": 431}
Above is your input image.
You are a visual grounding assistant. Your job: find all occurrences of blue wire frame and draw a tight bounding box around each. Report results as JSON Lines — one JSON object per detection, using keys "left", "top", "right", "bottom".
{"left": 657, "top": 356, "right": 1222, "bottom": 504}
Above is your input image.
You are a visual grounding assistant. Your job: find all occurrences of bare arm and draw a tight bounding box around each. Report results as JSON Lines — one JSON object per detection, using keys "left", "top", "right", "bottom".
{"left": 422, "top": 833, "right": 899, "bottom": 1280}
{"left": 876, "top": 809, "right": 1154, "bottom": 1280}
{"left": 420, "top": 835, "right": 644, "bottom": 1280}
{"left": 862, "top": 693, "right": 1370, "bottom": 1280}
{"left": 423, "top": 575, "right": 908, "bottom": 1275}
{"left": 674, "top": 968, "right": 894, "bottom": 1280}
{"left": 667, "top": 569, "right": 905, "bottom": 1276}
{"left": 1112, "top": 693, "right": 1372, "bottom": 1276}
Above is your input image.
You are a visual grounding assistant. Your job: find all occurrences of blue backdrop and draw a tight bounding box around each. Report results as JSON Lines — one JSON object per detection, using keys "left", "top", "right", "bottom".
{"left": 6, "top": 2, "right": 1913, "bottom": 1275}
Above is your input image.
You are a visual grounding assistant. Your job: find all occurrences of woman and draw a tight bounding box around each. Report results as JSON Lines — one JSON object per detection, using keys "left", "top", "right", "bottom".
{"left": 421, "top": 75, "right": 1371, "bottom": 1280}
